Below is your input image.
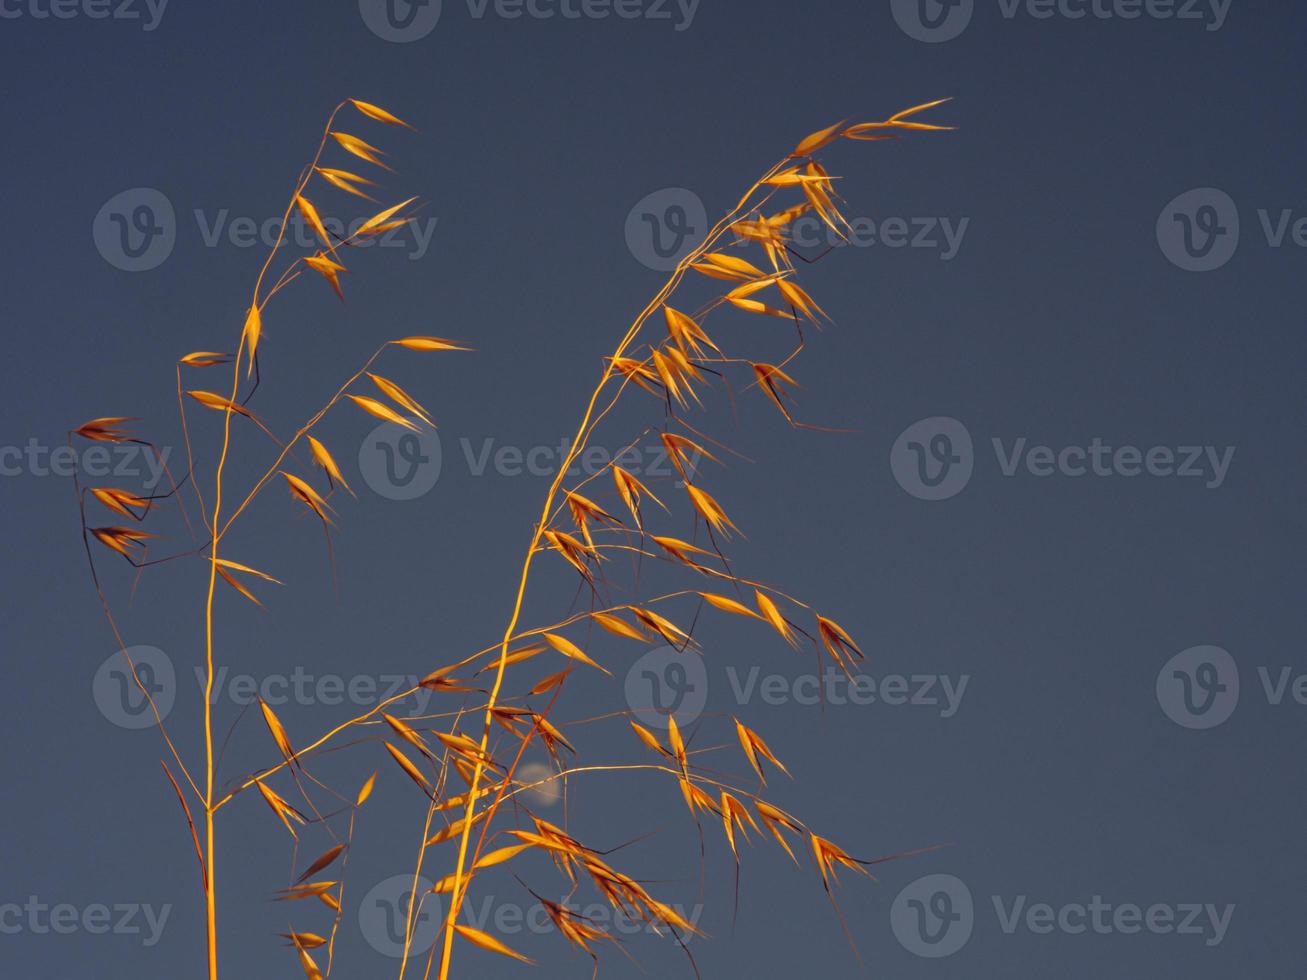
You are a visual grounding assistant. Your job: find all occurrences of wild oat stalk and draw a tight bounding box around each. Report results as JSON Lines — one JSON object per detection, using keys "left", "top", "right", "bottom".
{"left": 76, "top": 98, "right": 951, "bottom": 980}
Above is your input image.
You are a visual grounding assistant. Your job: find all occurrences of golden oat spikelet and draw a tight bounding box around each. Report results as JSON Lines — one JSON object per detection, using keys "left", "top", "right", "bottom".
{"left": 383, "top": 741, "right": 433, "bottom": 798}
{"left": 356, "top": 771, "right": 378, "bottom": 806}
{"left": 74, "top": 416, "right": 135, "bottom": 442}
{"left": 349, "top": 99, "right": 414, "bottom": 130}
{"left": 629, "top": 720, "right": 670, "bottom": 758}
{"left": 258, "top": 699, "right": 295, "bottom": 764}
{"left": 279, "top": 932, "right": 327, "bottom": 949}
{"left": 685, "top": 483, "right": 739, "bottom": 538}
{"left": 453, "top": 925, "right": 535, "bottom": 965}
{"left": 346, "top": 393, "right": 419, "bottom": 432}
{"left": 691, "top": 251, "right": 766, "bottom": 282}
{"left": 817, "top": 615, "right": 865, "bottom": 673}
{"left": 367, "top": 373, "right": 433, "bottom": 426}
{"left": 613, "top": 465, "right": 666, "bottom": 527}
{"left": 811, "top": 834, "right": 872, "bottom": 890}
{"left": 213, "top": 559, "right": 281, "bottom": 607}
{"left": 296, "top": 845, "right": 346, "bottom": 884}
{"left": 329, "top": 131, "right": 390, "bottom": 169}
{"left": 755, "top": 589, "right": 798, "bottom": 647}
{"left": 698, "top": 592, "right": 763, "bottom": 620}
{"left": 543, "top": 633, "right": 611, "bottom": 676}
{"left": 357, "top": 197, "right": 418, "bottom": 237}
{"left": 306, "top": 436, "right": 353, "bottom": 496}
{"left": 661, "top": 432, "right": 717, "bottom": 481}
{"left": 303, "top": 254, "right": 347, "bottom": 300}
{"left": 590, "top": 611, "right": 649, "bottom": 642}
{"left": 90, "top": 526, "right": 156, "bottom": 559}
{"left": 255, "top": 781, "right": 307, "bottom": 838}
{"left": 720, "top": 791, "right": 761, "bottom": 861}
{"left": 629, "top": 606, "right": 691, "bottom": 647}
{"left": 755, "top": 800, "right": 805, "bottom": 864}
{"left": 187, "top": 390, "right": 254, "bottom": 418}
{"left": 391, "top": 336, "right": 473, "bottom": 352}
{"left": 179, "top": 351, "right": 230, "bottom": 367}
{"left": 280, "top": 472, "right": 334, "bottom": 525}
{"left": 791, "top": 119, "right": 848, "bottom": 158}
{"left": 89, "top": 487, "right": 150, "bottom": 519}
{"left": 735, "top": 718, "right": 791, "bottom": 784}
{"left": 314, "top": 166, "right": 377, "bottom": 201}
{"left": 294, "top": 195, "right": 331, "bottom": 248}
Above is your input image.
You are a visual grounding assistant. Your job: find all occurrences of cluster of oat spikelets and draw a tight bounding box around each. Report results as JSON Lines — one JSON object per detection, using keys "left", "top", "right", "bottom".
{"left": 73, "top": 97, "right": 950, "bottom": 980}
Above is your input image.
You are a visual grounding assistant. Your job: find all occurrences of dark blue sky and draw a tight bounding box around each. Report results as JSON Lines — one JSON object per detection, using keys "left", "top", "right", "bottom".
{"left": 1, "top": 1, "right": 1304, "bottom": 977}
